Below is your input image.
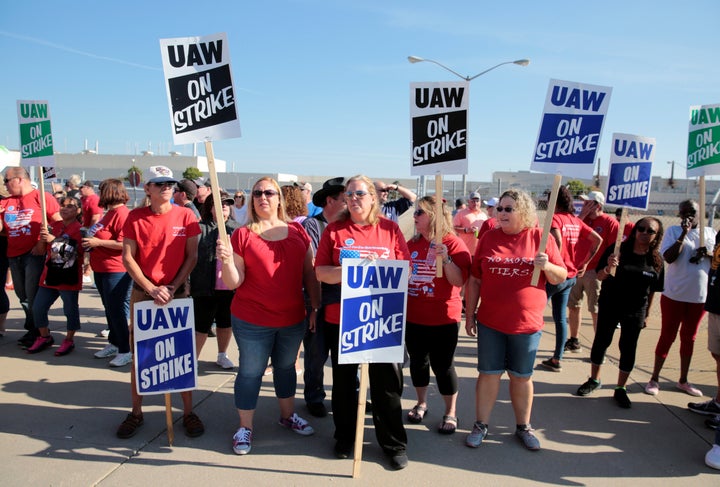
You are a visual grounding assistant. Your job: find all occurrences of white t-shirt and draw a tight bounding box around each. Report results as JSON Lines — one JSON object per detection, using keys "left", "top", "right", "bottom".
{"left": 660, "top": 224, "right": 716, "bottom": 303}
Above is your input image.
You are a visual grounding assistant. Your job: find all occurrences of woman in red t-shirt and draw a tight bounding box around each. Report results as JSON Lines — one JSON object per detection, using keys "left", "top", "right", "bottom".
{"left": 26, "top": 197, "right": 84, "bottom": 356}
{"left": 464, "top": 189, "right": 566, "bottom": 452}
{"left": 315, "top": 175, "right": 410, "bottom": 469}
{"left": 216, "top": 177, "right": 320, "bottom": 456}
{"left": 405, "top": 196, "right": 471, "bottom": 435}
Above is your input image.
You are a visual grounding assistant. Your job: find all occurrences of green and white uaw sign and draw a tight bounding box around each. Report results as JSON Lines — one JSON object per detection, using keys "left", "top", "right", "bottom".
{"left": 17, "top": 100, "right": 56, "bottom": 175}
{"left": 687, "top": 103, "right": 720, "bottom": 177}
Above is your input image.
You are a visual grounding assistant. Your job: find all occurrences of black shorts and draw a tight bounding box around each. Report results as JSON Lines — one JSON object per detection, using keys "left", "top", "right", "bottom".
{"left": 192, "top": 290, "right": 234, "bottom": 334}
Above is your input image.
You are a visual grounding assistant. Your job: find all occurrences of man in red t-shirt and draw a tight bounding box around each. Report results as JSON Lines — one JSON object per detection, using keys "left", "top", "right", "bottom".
{"left": 0, "top": 166, "right": 61, "bottom": 347}
{"left": 115, "top": 165, "right": 203, "bottom": 440}
{"left": 566, "top": 191, "right": 619, "bottom": 352}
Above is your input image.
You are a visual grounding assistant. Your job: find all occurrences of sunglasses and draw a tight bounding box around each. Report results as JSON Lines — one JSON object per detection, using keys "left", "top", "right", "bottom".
{"left": 61, "top": 204, "right": 78, "bottom": 208}
{"left": 495, "top": 206, "right": 516, "bottom": 213}
{"left": 151, "top": 182, "right": 175, "bottom": 189}
{"left": 234, "top": 195, "right": 245, "bottom": 199}
{"left": 635, "top": 225, "right": 657, "bottom": 235}
{"left": 377, "top": 188, "right": 389, "bottom": 193}
{"left": 413, "top": 209, "right": 426, "bottom": 217}
{"left": 252, "top": 189, "right": 278, "bottom": 198}
{"left": 345, "top": 190, "right": 369, "bottom": 199}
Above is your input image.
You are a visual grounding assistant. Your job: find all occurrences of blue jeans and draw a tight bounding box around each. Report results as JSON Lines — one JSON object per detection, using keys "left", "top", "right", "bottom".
{"left": 8, "top": 252, "right": 45, "bottom": 331}
{"left": 475, "top": 322, "right": 542, "bottom": 378}
{"left": 231, "top": 317, "right": 305, "bottom": 410}
{"left": 94, "top": 271, "right": 132, "bottom": 353}
{"left": 32, "top": 286, "right": 80, "bottom": 332}
{"left": 546, "top": 276, "right": 577, "bottom": 360}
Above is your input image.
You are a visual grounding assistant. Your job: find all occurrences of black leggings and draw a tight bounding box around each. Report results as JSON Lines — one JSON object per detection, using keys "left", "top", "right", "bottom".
{"left": 405, "top": 322, "right": 459, "bottom": 395}
{"left": 590, "top": 309, "right": 644, "bottom": 373}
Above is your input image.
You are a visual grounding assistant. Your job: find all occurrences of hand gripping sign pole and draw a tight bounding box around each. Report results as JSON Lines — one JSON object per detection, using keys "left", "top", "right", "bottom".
{"left": 530, "top": 174, "right": 562, "bottom": 286}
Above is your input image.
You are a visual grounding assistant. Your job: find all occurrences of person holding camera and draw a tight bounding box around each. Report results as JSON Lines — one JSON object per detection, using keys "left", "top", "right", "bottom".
{"left": 646, "top": 199, "right": 716, "bottom": 397}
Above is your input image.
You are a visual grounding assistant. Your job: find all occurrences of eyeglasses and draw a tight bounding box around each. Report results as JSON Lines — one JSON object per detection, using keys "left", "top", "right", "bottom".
{"left": 3, "top": 176, "right": 20, "bottom": 184}
{"left": 635, "top": 225, "right": 657, "bottom": 235}
{"left": 151, "top": 182, "right": 175, "bottom": 189}
{"left": 345, "top": 191, "right": 369, "bottom": 199}
{"left": 495, "top": 206, "right": 516, "bottom": 213}
{"left": 234, "top": 195, "right": 244, "bottom": 199}
{"left": 252, "top": 189, "right": 278, "bottom": 198}
{"left": 413, "top": 209, "right": 426, "bottom": 217}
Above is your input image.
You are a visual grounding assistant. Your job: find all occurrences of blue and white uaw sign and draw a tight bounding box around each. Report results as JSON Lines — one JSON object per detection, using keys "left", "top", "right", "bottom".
{"left": 531, "top": 79, "right": 612, "bottom": 179}
{"left": 133, "top": 298, "right": 197, "bottom": 395}
{"left": 160, "top": 32, "right": 242, "bottom": 145}
{"left": 605, "top": 133, "right": 655, "bottom": 211}
{"left": 339, "top": 259, "right": 409, "bottom": 364}
{"left": 410, "top": 82, "right": 469, "bottom": 176}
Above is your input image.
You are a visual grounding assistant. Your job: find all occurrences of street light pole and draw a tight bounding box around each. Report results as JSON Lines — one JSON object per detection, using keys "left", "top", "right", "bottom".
{"left": 408, "top": 55, "right": 530, "bottom": 195}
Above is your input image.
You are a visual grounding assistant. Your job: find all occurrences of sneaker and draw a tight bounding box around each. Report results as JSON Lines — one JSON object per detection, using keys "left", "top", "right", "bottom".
{"left": 183, "top": 412, "right": 205, "bottom": 437}
{"left": 216, "top": 354, "right": 235, "bottom": 369}
{"left": 109, "top": 352, "right": 133, "bottom": 367}
{"left": 54, "top": 339, "right": 75, "bottom": 356}
{"left": 516, "top": 426, "right": 541, "bottom": 451}
{"left": 705, "top": 414, "right": 720, "bottom": 430}
{"left": 279, "top": 412, "right": 315, "bottom": 436}
{"left": 82, "top": 275, "right": 92, "bottom": 284}
{"left": 577, "top": 378, "right": 601, "bottom": 396}
{"left": 100, "top": 329, "right": 110, "bottom": 338}
{"left": 676, "top": 382, "right": 703, "bottom": 397}
{"left": 466, "top": 421, "right": 488, "bottom": 448}
{"left": 564, "top": 337, "right": 581, "bottom": 353}
{"left": 688, "top": 399, "right": 720, "bottom": 416}
{"left": 706, "top": 445, "right": 720, "bottom": 470}
{"left": 17, "top": 330, "right": 38, "bottom": 348}
{"left": 27, "top": 335, "right": 54, "bottom": 354}
{"left": 307, "top": 402, "right": 328, "bottom": 418}
{"left": 613, "top": 387, "right": 632, "bottom": 408}
{"left": 644, "top": 380, "right": 660, "bottom": 396}
{"left": 232, "top": 427, "right": 253, "bottom": 455}
{"left": 95, "top": 344, "right": 118, "bottom": 358}
{"left": 540, "top": 358, "right": 562, "bottom": 372}
{"left": 116, "top": 413, "right": 144, "bottom": 439}
{"left": 208, "top": 325, "right": 216, "bottom": 337}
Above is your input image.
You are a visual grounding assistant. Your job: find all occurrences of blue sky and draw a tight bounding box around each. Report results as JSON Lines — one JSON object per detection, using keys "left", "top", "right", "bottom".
{"left": 2, "top": 0, "right": 718, "bottom": 182}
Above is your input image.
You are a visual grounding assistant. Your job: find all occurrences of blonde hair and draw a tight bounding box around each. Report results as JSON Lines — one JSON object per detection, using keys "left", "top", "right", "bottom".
{"left": 339, "top": 174, "right": 380, "bottom": 225}
{"left": 247, "top": 177, "right": 287, "bottom": 233}
{"left": 411, "top": 195, "right": 455, "bottom": 242}
{"left": 499, "top": 189, "right": 537, "bottom": 229}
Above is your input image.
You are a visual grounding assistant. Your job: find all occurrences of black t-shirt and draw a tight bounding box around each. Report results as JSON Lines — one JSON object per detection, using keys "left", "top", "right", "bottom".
{"left": 705, "top": 233, "right": 720, "bottom": 314}
{"left": 596, "top": 245, "right": 664, "bottom": 317}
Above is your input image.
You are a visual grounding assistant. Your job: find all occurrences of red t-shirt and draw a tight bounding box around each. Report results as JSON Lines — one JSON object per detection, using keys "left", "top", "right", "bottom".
{"left": 472, "top": 227, "right": 565, "bottom": 334}
{"left": 407, "top": 234, "right": 471, "bottom": 325}
{"left": 230, "top": 222, "right": 310, "bottom": 327}
{"left": 122, "top": 206, "right": 200, "bottom": 286}
{"left": 1, "top": 190, "right": 60, "bottom": 257}
{"left": 315, "top": 217, "right": 410, "bottom": 325}
{"left": 81, "top": 193, "right": 103, "bottom": 228}
{"left": 89, "top": 205, "right": 129, "bottom": 273}
{"left": 39, "top": 220, "right": 83, "bottom": 291}
{"left": 476, "top": 217, "right": 497, "bottom": 241}
{"left": 551, "top": 212, "right": 594, "bottom": 278}
{"left": 578, "top": 213, "right": 619, "bottom": 270}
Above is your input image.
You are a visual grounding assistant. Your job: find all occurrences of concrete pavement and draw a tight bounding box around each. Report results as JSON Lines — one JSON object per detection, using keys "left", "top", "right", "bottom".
{"left": 1, "top": 287, "right": 719, "bottom": 486}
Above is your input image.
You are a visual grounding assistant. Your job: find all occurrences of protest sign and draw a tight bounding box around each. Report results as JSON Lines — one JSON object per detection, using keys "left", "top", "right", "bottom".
{"left": 605, "top": 133, "right": 655, "bottom": 211}
{"left": 159, "top": 32, "right": 241, "bottom": 145}
{"left": 687, "top": 103, "right": 720, "bottom": 177}
{"left": 17, "top": 100, "right": 56, "bottom": 170}
{"left": 531, "top": 79, "right": 612, "bottom": 179}
{"left": 410, "top": 82, "right": 469, "bottom": 176}
{"left": 133, "top": 298, "right": 197, "bottom": 395}
{"left": 338, "top": 259, "right": 409, "bottom": 364}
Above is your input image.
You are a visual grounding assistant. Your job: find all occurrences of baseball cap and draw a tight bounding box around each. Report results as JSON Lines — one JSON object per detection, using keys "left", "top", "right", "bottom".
{"left": 579, "top": 191, "right": 606, "bottom": 206}
{"left": 176, "top": 179, "right": 197, "bottom": 199}
{"left": 484, "top": 197, "right": 499, "bottom": 207}
{"left": 144, "top": 165, "right": 177, "bottom": 184}
{"left": 469, "top": 192, "right": 481, "bottom": 200}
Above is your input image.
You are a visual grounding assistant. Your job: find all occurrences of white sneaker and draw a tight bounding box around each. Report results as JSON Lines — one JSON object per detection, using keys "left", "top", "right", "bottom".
{"left": 216, "top": 354, "right": 235, "bottom": 369}
{"left": 706, "top": 444, "right": 720, "bottom": 470}
{"left": 99, "top": 329, "right": 110, "bottom": 338}
{"left": 83, "top": 275, "right": 92, "bottom": 284}
{"left": 644, "top": 380, "right": 660, "bottom": 396}
{"left": 94, "top": 344, "right": 118, "bottom": 358}
{"left": 109, "top": 352, "right": 132, "bottom": 367}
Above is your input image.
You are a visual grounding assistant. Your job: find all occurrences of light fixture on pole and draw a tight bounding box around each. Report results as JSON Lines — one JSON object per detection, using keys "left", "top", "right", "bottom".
{"left": 407, "top": 56, "right": 529, "bottom": 81}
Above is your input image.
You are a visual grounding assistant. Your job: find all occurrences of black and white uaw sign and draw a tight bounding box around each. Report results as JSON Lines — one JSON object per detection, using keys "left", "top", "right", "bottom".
{"left": 605, "top": 133, "right": 655, "bottom": 211}
{"left": 410, "top": 82, "right": 469, "bottom": 176}
{"left": 339, "top": 259, "right": 409, "bottom": 364}
{"left": 133, "top": 298, "right": 197, "bottom": 395}
{"left": 159, "top": 32, "right": 242, "bottom": 144}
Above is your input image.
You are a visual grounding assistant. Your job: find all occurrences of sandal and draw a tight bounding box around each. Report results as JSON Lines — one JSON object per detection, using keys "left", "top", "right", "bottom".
{"left": 407, "top": 404, "right": 428, "bottom": 424}
{"left": 438, "top": 415, "right": 457, "bottom": 435}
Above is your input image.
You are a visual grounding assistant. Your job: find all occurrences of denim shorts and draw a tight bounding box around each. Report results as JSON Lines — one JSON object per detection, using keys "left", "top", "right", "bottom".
{"left": 476, "top": 322, "right": 541, "bottom": 378}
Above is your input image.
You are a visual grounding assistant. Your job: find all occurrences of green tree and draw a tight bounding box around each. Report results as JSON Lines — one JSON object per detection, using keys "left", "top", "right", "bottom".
{"left": 183, "top": 167, "right": 203, "bottom": 180}
{"left": 565, "top": 179, "right": 588, "bottom": 196}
